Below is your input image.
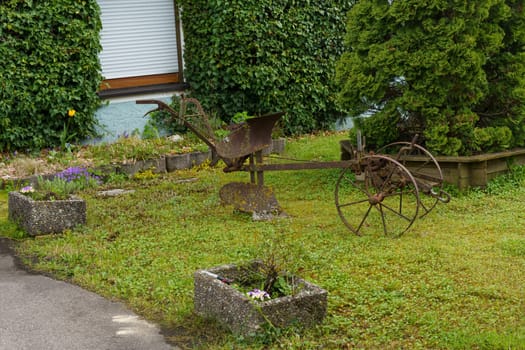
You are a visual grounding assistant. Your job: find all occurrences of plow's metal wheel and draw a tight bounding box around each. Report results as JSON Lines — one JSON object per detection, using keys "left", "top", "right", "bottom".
{"left": 335, "top": 155, "right": 420, "bottom": 238}
{"left": 377, "top": 142, "right": 444, "bottom": 217}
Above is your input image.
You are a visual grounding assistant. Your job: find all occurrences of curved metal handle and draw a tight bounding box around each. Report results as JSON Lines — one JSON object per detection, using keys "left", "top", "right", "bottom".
{"left": 430, "top": 189, "right": 451, "bottom": 203}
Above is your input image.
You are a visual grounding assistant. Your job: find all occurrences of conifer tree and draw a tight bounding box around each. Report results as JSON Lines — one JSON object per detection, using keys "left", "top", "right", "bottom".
{"left": 336, "top": 0, "right": 525, "bottom": 155}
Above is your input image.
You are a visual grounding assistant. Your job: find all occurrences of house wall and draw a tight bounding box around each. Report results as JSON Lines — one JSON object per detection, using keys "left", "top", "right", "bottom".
{"left": 90, "top": 92, "right": 179, "bottom": 143}
{"left": 92, "top": 0, "right": 184, "bottom": 144}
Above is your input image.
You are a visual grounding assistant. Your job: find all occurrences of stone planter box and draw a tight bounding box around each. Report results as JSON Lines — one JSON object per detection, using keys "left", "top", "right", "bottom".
{"left": 8, "top": 191, "right": 86, "bottom": 236}
{"left": 166, "top": 151, "right": 212, "bottom": 172}
{"left": 194, "top": 262, "right": 328, "bottom": 336}
{"left": 340, "top": 140, "right": 525, "bottom": 190}
{"left": 166, "top": 153, "right": 191, "bottom": 172}
{"left": 117, "top": 156, "right": 166, "bottom": 176}
{"left": 189, "top": 150, "right": 212, "bottom": 167}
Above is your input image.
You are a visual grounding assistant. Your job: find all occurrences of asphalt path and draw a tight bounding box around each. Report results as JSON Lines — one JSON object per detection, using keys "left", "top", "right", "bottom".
{"left": 0, "top": 238, "right": 176, "bottom": 350}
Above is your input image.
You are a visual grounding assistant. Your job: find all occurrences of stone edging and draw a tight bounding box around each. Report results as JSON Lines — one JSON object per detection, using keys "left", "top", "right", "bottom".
{"left": 1, "top": 138, "right": 286, "bottom": 187}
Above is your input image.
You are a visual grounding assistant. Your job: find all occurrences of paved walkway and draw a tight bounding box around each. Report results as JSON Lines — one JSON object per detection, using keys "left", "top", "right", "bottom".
{"left": 0, "top": 238, "right": 176, "bottom": 350}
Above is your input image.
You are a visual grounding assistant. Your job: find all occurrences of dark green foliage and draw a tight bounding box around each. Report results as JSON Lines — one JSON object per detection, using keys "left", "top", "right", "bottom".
{"left": 146, "top": 95, "right": 187, "bottom": 135}
{"left": 0, "top": 0, "right": 102, "bottom": 151}
{"left": 178, "top": 0, "right": 355, "bottom": 135}
{"left": 336, "top": 0, "right": 525, "bottom": 155}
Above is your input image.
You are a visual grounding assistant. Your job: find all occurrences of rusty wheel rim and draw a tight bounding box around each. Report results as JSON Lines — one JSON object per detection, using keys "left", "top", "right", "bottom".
{"left": 335, "top": 155, "right": 420, "bottom": 238}
{"left": 377, "top": 142, "right": 443, "bottom": 218}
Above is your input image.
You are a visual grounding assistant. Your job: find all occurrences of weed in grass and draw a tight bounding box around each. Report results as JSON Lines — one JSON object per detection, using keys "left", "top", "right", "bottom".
{"left": 498, "top": 239, "right": 525, "bottom": 257}
{"left": 103, "top": 172, "right": 129, "bottom": 186}
{"left": 437, "top": 329, "right": 525, "bottom": 350}
{"left": 132, "top": 169, "right": 158, "bottom": 181}
{"left": 485, "top": 164, "right": 525, "bottom": 194}
{"left": 7, "top": 157, "right": 43, "bottom": 176}
{"left": 0, "top": 190, "right": 26, "bottom": 239}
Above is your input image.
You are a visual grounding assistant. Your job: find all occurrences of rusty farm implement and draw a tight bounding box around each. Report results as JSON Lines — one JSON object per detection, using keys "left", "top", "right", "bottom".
{"left": 137, "top": 97, "right": 450, "bottom": 237}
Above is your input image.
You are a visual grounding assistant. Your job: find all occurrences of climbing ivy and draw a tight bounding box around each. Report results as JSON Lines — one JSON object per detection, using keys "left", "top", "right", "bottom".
{"left": 0, "top": 0, "right": 102, "bottom": 151}
{"left": 179, "top": 0, "right": 355, "bottom": 135}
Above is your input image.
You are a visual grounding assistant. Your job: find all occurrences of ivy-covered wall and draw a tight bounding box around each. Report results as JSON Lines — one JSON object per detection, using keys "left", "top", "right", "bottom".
{"left": 179, "top": 0, "right": 355, "bottom": 135}
{"left": 0, "top": 0, "right": 102, "bottom": 151}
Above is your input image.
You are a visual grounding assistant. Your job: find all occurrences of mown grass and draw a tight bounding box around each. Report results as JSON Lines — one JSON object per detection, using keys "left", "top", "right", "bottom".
{"left": 1, "top": 132, "right": 524, "bottom": 349}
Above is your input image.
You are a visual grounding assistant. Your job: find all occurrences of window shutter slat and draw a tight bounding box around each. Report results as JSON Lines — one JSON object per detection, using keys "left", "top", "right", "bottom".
{"left": 98, "top": 0, "right": 179, "bottom": 80}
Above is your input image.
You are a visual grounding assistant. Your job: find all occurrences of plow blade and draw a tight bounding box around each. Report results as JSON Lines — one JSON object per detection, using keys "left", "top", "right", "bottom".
{"left": 219, "top": 182, "right": 282, "bottom": 216}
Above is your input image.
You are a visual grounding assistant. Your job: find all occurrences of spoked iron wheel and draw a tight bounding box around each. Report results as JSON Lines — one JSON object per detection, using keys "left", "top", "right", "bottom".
{"left": 335, "top": 155, "right": 420, "bottom": 238}
{"left": 377, "top": 142, "right": 444, "bottom": 217}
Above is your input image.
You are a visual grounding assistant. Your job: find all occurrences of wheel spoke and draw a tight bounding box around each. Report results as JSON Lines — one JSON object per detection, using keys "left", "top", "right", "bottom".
{"left": 377, "top": 142, "right": 444, "bottom": 219}
{"left": 356, "top": 204, "right": 373, "bottom": 233}
{"left": 419, "top": 200, "right": 432, "bottom": 216}
{"left": 379, "top": 165, "right": 398, "bottom": 193}
{"left": 378, "top": 204, "right": 387, "bottom": 235}
{"left": 337, "top": 198, "right": 370, "bottom": 209}
{"left": 380, "top": 202, "right": 414, "bottom": 222}
{"left": 335, "top": 154, "right": 420, "bottom": 237}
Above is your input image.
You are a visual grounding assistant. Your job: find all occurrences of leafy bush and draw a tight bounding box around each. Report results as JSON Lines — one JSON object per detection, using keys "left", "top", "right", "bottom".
{"left": 0, "top": 0, "right": 102, "bottom": 152}
{"left": 144, "top": 95, "right": 250, "bottom": 141}
{"left": 178, "top": 0, "right": 355, "bottom": 135}
{"left": 336, "top": 0, "right": 525, "bottom": 155}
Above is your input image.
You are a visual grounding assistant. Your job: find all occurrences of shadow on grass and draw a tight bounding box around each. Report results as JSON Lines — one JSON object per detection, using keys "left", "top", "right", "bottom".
{"left": 161, "top": 314, "right": 231, "bottom": 349}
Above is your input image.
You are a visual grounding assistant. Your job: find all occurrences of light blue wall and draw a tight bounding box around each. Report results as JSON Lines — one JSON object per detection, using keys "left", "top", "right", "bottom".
{"left": 90, "top": 91, "right": 352, "bottom": 144}
{"left": 335, "top": 117, "right": 353, "bottom": 131}
{"left": 88, "top": 92, "right": 177, "bottom": 144}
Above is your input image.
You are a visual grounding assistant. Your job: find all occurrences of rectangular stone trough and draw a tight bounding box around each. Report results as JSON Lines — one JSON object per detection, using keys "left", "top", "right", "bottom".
{"left": 194, "top": 262, "right": 327, "bottom": 336}
{"left": 8, "top": 191, "right": 86, "bottom": 236}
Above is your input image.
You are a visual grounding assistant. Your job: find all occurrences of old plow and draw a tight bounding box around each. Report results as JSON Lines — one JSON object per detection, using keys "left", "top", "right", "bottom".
{"left": 137, "top": 97, "right": 450, "bottom": 237}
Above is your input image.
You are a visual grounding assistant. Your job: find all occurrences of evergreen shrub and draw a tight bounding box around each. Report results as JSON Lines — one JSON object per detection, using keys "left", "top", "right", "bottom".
{"left": 336, "top": 0, "right": 525, "bottom": 155}
{"left": 0, "top": 0, "right": 102, "bottom": 151}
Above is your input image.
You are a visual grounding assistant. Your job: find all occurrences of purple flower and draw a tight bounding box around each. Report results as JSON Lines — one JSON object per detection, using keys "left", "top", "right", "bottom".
{"left": 247, "top": 289, "right": 270, "bottom": 301}
{"left": 55, "top": 167, "right": 101, "bottom": 184}
{"left": 20, "top": 185, "right": 34, "bottom": 193}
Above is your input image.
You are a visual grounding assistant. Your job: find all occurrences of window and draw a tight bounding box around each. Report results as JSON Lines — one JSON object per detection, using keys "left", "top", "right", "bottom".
{"left": 97, "top": 0, "right": 183, "bottom": 95}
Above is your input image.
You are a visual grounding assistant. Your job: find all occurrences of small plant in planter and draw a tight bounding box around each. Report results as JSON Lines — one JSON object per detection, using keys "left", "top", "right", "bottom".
{"left": 8, "top": 167, "right": 100, "bottom": 236}
{"left": 194, "top": 236, "right": 328, "bottom": 336}
{"left": 232, "top": 255, "right": 299, "bottom": 301}
{"left": 22, "top": 167, "right": 101, "bottom": 201}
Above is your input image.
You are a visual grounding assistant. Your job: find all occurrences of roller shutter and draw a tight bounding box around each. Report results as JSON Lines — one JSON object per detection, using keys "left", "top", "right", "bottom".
{"left": 98, "top": 0, "right": 181, "bottom": 88}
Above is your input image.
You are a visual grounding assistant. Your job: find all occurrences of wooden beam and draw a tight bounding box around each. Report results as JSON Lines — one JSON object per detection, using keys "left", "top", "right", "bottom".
{"left": 100, "top": 72, "right": 181, "bottom": 91}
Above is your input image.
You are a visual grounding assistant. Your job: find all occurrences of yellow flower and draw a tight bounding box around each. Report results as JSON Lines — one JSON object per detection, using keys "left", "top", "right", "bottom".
{"left": 68, "top": 109, "right": 76, "bottom": 117}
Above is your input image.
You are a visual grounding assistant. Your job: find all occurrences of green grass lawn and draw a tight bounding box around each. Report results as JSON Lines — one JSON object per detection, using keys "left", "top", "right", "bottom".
{"left": 1, "top": 132, "right": 524, "bottom": 349}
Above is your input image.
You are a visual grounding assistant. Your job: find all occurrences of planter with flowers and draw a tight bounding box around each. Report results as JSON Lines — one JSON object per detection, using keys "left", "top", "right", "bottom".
{"left": 194, "top": 260, "right": 327, "bottom": 336}
{"left": 8, "top": 167, "right": 100, "bottom": 236}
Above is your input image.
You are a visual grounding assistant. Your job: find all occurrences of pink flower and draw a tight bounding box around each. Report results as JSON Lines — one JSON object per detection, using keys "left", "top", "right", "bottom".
{"left": 247, "top": 289, "right": 270, "bottom": 301}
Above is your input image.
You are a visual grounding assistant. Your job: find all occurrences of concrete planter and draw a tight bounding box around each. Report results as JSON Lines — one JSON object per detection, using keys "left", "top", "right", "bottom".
{"left": 117, "top": 156, "right": 166, "bottom": 176}
{"left": 340, "top": 140, "right": 525, "bottom": 190}
{"left": 166, "top": 153, "right": 191, "bottom": 172}
{"left": 194, "top": 262, "right": 327, "bottom": 336}
{"left": 189, "top": 150, "right": 212, "bottom": 167}
{"left": 8, "top": 191, "right": 86, "bottom": 236}
{"left": 166, "top": 151, "right": 212, "bottom": 172}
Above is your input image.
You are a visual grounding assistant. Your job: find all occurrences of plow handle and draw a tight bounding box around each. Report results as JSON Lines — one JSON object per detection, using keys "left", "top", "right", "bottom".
{"left": 136, "top": 99, "right": 217, "bottom": 152}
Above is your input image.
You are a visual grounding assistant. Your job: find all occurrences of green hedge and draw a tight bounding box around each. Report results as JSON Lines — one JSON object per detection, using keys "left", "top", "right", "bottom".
{"left": 179, "top": 0, "right": 355, "bottom": 135}
{"left": 336, "top": 0, "right": 525, "bottom": 156}
{"left": 0, "top": 0, "right": 102, "bottom": 151}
